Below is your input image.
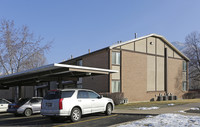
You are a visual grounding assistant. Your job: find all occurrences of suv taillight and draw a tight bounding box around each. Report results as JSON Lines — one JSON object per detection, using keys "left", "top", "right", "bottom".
{"left": 59, "top": 98, "right": 63, "bottom": 110}
{"left": 14, "top": 105, "right": 19, "bottom": 108}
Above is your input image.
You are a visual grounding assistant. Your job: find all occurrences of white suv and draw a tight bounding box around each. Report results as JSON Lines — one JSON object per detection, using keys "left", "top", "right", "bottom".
{"left": 41, "top": 89, "right": 114, "bottom": 122}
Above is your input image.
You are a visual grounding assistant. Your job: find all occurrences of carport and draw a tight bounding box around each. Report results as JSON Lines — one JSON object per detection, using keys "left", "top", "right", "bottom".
{"left": 0, "top": 63, "right": 117, "bottom": 99}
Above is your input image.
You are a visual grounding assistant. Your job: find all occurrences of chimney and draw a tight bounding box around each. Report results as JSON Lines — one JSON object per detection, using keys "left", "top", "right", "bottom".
{"left": 135, "top": 33, "right": 137, "bottom": 39}
{"left": 71, "top": 55, "right": 73, "bottom": 59}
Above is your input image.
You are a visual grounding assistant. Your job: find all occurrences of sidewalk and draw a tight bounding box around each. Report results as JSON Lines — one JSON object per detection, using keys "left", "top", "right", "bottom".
{"left": 113, "top": 102, "right": 200, "bottom": 116}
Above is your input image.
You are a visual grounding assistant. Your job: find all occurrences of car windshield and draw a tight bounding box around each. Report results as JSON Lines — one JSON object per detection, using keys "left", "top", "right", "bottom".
{"left": 17, "top": 98, "right": 30, "bottom": 106}
{"left": 44, "top": 90, "right": 75, "bottom": 100}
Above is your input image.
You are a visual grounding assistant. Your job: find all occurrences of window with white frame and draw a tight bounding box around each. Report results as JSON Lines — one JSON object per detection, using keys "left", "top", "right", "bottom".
{"left": 112, "top": 52, "right": 120, "bottom": 65}
{"left": 183, "top": 61, "right": 187, "bottom": 72}
{"left": 112, "top": 80, "right": 120, "bottom": 93}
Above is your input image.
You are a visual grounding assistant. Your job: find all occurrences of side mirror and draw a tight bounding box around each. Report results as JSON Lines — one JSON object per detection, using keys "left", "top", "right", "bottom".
{"left": 98, "top": 95, "right": 103, "bottom": 99}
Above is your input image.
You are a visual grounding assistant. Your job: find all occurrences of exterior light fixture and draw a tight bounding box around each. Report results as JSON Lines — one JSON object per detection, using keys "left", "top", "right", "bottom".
{"left": 150, "top": 42, "right": 154, "bottom": 45}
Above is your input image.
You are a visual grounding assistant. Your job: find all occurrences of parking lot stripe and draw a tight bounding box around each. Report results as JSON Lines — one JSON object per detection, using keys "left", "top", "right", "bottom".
{"left": 53, "top": 114, "right": 118, "bottom": 127}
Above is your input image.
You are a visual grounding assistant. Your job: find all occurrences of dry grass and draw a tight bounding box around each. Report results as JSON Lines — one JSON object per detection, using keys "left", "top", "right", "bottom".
{"left": 116, "top": 99, "right": 200, "bottom": 109}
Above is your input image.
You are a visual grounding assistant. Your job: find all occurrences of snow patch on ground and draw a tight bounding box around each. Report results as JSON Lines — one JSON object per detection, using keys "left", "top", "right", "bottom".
{"left": 190, "top": 108, "right": 200, "bottom": 110}
{"left": 135, "top": 104, "right": 175, "bottom": 110}
{"left": 146, "top": 115, "right": 153, "bottom": 118}
{"left": 168, "top": 103, "right": 175, "bottom": 106}
{"left": 135, "top": 107, "right": 159, "bottom": 110}
{"left": 178, "top": 110, "right": 186, "bottom": 113}
{"left": 118, "top": 113, "right": 200, "bottom": 127}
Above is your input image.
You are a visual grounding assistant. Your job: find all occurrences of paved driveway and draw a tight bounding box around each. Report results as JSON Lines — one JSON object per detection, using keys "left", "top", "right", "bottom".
{"left": 0, "top": 112, "right": 147, "bottom": 127}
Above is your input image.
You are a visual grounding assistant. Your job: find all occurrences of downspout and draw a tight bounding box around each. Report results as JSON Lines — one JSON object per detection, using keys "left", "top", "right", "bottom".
{"left": 164, "top": 48, "right": 168, "bottom": 94}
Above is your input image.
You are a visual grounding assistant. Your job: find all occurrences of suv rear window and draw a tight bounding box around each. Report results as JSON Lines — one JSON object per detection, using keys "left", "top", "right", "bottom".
{"left": 44, "top": 90, "right": 75, "bottom": 100}
{"left": 61, "top": 91, "right": 75, "bottom": 98}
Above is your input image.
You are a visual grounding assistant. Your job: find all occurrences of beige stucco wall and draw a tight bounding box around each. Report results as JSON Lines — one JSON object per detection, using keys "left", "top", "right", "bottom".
{"left": 147, "top": 55, "right": 156, "bottom": 91}
{"left": 147, "top": 37, "right": 156, "bottom": 54}
{"left": 112, "top": 66, "right": 120, "bottom": 80}
{"left": 82, "top": 49, "right": 109, "bottom": 93}
{"left": 156, "top": 38, "right": 164, "bottom": 56}
{"left": 157, "top": 57, "right": 165, "bottom": 91}
{"left": 135, "top": 39, "right": 146, "bottom": 53}
{"left": 174, "top": 52, "right": 182, "bottom": 59}
{"left": 121, "top": 49, "right": 186, "bottom": 102}
{"left": 121, "top": 51, "right": 166, "bottom": 102}
{"left": 121, "top": 43, "right": 134, "bottom": 51}
{"left": 168, "top": 58, "right": 186, "bottom": 98}
{"left": 122, "top": 51, "right": 150, "bottom": 102}
{"left": 165, "top": 45, "right": 174, "bottom": 57}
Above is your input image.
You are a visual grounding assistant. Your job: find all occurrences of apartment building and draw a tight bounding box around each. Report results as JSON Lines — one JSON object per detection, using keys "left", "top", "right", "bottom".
{"left": 0, "top": 34, "right": 189, "bottom": 102}
{"left": 62, "top": 34, "right": 189, "bottom": 102}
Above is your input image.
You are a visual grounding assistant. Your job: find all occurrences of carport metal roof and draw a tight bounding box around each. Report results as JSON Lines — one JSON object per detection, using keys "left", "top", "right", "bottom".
{"left": 0, "top": 63, "right": 118, "bottom": 88}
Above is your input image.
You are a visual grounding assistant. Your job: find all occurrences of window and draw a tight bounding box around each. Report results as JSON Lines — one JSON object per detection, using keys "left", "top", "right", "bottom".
{"left": 0, "top": 100, "right": 4, "bottom": 104}
{"left": 44, "top": 91, "right": 60, "bottom": 100}
{"left": 183, "top": 61, "right": 187, "bottom": 72}
{"left": 77, "top": 60, "right": 83, "bottom": 66}
{"left": 88, "top": 91, "right": 99, "bottom": 98}
{"left": 77, "top": 78, "right": 82, "bottom": 84}
{"left": 77, "top": 60, "right": 83, "bottom": 84}
{"left": 30, "top": 99, "right": 39, "bottom": 104}
{"left": 17, "top": 98, "right": 30, "bottom": 105}
{"left": 112, "top": 52, "right": 120, "bottom": 65}
{"left": 182, "top": 81, "right": 187, "bottom": 91}
{"left": 61, "top": 91, "right": 75, "bottom": 98}
{"left": 77, "top": 91, "right": 89, "bottom": 98}
{"left": 112, "top": 80, "right": 121, "bottom": 93}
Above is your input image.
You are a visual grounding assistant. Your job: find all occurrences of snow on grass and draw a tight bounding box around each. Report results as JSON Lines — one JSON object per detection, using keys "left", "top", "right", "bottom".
{"left": 135, "top": 104, "right": 175, "bottom": 110}
{"left": 118, "top": 113, "right": 200, "bottom": 127}
{"left": 190, "top": 108, "right": 200, "bottom": 110}
{"left": 168, "top": 103, "right": 175, "bottom": 106}
{"left": 178, "top": 110, "right": 186, "bottom": 113}
{"left": 135, "top": 107, "right": 159, "bottom": 110}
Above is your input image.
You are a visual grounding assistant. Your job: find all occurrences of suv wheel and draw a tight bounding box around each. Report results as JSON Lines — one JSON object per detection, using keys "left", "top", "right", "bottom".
{"left": 71, "top": 107, "right": 81, "bottom": 122}
{"left": 24, "top": 108, "right": 32, "bottom": 117}
{"left": 105, "top": 103, "right": 112, "bottom": 115}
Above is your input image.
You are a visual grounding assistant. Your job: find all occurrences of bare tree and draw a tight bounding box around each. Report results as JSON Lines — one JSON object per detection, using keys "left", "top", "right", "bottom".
{"left": 0, "top": 19, "right": 51, "bottom": 101}
{"left": 0, "top": 19, "right": 51, "bottom": 75}
{"left": 184, "top": 31, "right": 200, "bottom": 89}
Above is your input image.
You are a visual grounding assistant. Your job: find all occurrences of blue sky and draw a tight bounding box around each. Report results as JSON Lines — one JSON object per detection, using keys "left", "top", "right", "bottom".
{"left": 1, "top": 0, "right": 200, "bottom": 64}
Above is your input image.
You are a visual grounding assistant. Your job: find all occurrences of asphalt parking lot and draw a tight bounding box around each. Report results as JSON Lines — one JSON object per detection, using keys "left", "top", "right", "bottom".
{"left": 0, "top": 112, "right": 148, "bottom": 127}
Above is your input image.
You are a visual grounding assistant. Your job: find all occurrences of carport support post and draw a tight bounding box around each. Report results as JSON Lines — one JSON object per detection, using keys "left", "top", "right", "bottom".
{"left": 19, "top": 86, "right": 21, "bottom": 98}
{"left": 15, "top": 86, "right": 21, "bottom": 102}
{"left": 58, "top": 79, "right": 63, "bottom": 89}
{"left": 48, "top": 81, "right": 50, "bottom": 90}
